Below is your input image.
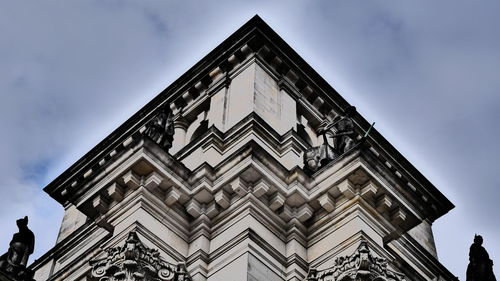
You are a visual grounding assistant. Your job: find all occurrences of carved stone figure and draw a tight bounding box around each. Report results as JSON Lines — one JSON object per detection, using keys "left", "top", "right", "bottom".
{"left": 303, "top": 140, "right": 335, "bottom": 173}
{"left": 321, "top": 106, "right": 357, "bottom": 156}
{"left": 466, "top": 235, "right": 496, "bottom": 281}
{"left": 303, "top": 106, "right": 358, "bottom": 173}
{"left": 144, "top": 104, "right": 175, "bottom": 151}
{"left": 0, "top": 216, "right": 35, "bottom": 281}
{"left": 89, "top": 231, "right": 191, "bottom": 281}
{"left": 303, "top": 106, "right": 375, "bottom": 173}
{"left": 306, "top": 240, "right": 405, "bottom": 281}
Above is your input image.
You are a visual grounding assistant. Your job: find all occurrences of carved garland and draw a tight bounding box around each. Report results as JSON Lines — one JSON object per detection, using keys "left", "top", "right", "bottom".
{"left": 306, "top": 241, "right": 405, "bottom": 281}
{"left": 89, "top": 232, "right": 191, "bottom": 281}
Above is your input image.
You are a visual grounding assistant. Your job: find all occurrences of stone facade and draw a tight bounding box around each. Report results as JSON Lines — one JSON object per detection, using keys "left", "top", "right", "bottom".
{"left": 30, "top": 16, "right": 457, "bottom": 281}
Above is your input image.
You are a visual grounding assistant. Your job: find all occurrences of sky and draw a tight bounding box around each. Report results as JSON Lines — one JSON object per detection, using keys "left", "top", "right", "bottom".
{"left": 0, "top": 1, "right": 499, "bottom": 280}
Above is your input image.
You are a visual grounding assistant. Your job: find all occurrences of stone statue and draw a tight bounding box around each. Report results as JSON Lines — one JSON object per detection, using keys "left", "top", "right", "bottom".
{"left": 303, "top": 139, "right": 335, "bottom": 173}
{"left": 303, "top": 106, "right": 359, "bottom": 173}
{"left": 144, "top": 104, "right": 175, "bottom": 151}
{"left": 0, "top": 216, "right": 35, "bottom": 281}
{"left": 466, "top": 235, "right": 496, "bottom": 281}
{"left": 320, "top": 105, "right": 357, "bottom": 156}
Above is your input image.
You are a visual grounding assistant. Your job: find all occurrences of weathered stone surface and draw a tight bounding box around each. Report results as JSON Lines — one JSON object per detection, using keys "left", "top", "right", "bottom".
{"left": 337, "top": 179, "right": 355, "bottom": 199}
{"left": 165, "top": 187, "right": 182, "bottom": 207}
{"left": 214, "top": 189, "right": 231, "bottom": 209}
{"left": 107, "top": 183, "right": 125, "bottom": 202}
{"left": 253, "top": 179, "right": 270, "bottom": 198}
{"left": 408, "top": 220, "right": 438, "bottom": 258}
{"left": 318, "top": 193, "right": 335, "bottom": 212}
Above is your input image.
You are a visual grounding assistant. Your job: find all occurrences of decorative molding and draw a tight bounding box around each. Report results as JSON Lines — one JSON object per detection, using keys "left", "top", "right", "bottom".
{"left": 89, "top": 232, "right": 191, "bottom": 281}
{"left": 306, "top": 241, "right": 405, "bottom": 281}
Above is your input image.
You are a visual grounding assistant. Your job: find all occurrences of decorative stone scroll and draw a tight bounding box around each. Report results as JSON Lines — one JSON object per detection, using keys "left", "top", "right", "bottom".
{"left": 306, "top": 241, "right": 405, "bottom": 281}
{"left": 144, "top": 104, "right": 175, "bottom": 152}
{"left": 89, "top": 232, "right": 191, "bottom": 281}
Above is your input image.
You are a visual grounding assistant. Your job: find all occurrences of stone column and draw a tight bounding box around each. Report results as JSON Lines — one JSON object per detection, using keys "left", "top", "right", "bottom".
{"left": 171, "top": 118, "right": 189, "bottom": 154}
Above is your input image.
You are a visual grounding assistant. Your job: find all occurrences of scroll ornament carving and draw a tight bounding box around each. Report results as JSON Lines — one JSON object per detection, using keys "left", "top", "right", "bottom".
{"left": 306, "top": 241, "right": 405, "bottom": 281}
{"left": 89, "top": 232, "right": 191, "bottom": 281}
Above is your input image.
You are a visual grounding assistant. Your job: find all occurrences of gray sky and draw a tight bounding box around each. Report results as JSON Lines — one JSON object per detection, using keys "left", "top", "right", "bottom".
{"left": 1, "top": 1, "right": 499, "bottom": 279}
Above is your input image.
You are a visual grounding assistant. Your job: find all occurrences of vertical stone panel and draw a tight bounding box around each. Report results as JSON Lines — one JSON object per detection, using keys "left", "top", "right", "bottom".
{"left": 56, "top": 205, "right": 88, "bottom": 243}
{"left": 206, "top": 63, "right": 297, "bottom": 136}
{"left": 207, "top": 87, "right": 227, "bottom": 131}
{"left": 226, "top": 64, "right": 256, "bottom": 129}
{"left": 408, "top": 219, "right": 438, "bottom": 258}
{"left": 254, "top": 64, "right": 280, "bottom": 131}
{"left": 171, "top": 119, "right": 189, "bottom": 154}
{"left": 280, "top": 88, "right": 297, "bottom": 133}
{"left": 254, "top": 65, "right": 296, "bottom": 135}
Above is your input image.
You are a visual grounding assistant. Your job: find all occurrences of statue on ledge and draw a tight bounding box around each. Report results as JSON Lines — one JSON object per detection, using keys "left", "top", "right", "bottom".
{"left": 322, "top": 105, "right": 357, "bottom": 156}
{"left": 0, "top": 216, "right": 35, "bottom": 281}
{"left": 144, "top": 104, "right": 175, "bottom": 151}
{"left": 303, "top": 137, "right": 335, "bottom": 173}
{"left": 304, "top": 106, "right": 363, "bottom": 173}
{"left": 466, "top": 235, "right": 497, "bottom": 281}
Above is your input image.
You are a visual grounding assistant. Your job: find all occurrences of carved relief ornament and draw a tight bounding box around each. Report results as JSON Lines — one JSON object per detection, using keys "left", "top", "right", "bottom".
{"left": 306, "top": 241, "right": 405, "bottom": 281}
{"left": 89, "top": 232, "right": 191, "bottom": 281}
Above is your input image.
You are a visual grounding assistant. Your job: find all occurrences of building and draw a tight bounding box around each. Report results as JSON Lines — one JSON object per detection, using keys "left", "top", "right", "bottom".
{"left": 29, "top": 16, "right": 457, "bottom": 281}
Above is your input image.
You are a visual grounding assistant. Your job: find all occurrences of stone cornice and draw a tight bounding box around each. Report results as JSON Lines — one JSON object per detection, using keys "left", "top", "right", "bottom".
{"left": 32, "top": 137, "right": 455, "bottom": 280}
{"left": 67, "top": 136, "right": 428, "bottom": 249}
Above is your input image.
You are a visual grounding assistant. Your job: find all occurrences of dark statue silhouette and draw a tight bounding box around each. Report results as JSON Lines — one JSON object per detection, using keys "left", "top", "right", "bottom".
{"left": 144, "top": 104, "right": 175, "bottom": 151}
{"left": 0, "top": 216, "right": 35, "bottom": 281}
{"left": 467, "top": 235, "right": 496, "bottom": 281}
{"left": 323, "top": 105, "right": 357, "bottom": 156}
